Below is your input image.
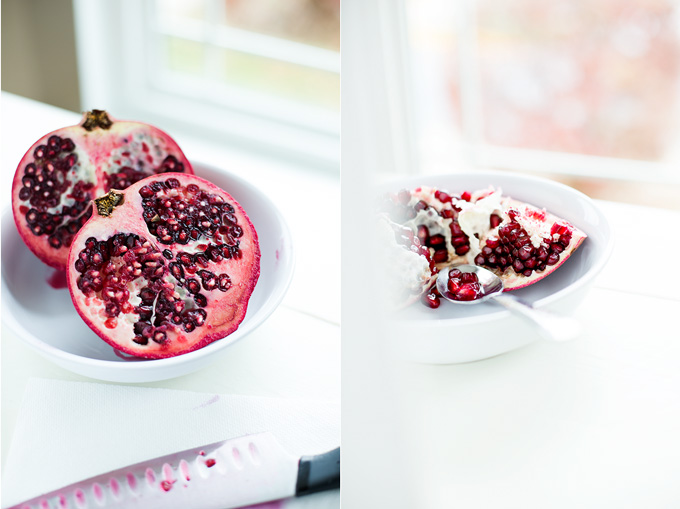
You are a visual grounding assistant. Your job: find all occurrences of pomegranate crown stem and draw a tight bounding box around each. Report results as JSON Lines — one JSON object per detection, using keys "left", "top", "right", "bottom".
{"left": 95, "top": 191, "right": 125, "bottom": 217}
{"left": 81, "top": 109, "right": 114, "bottom": 131}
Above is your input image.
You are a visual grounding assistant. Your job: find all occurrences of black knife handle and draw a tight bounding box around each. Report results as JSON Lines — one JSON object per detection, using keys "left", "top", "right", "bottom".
{"left": 295, "top": 447, "right": 340, "bottom": 496}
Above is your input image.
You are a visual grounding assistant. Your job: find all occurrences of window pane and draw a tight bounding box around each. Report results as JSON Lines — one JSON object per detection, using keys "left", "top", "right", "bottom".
{"left": 156, "top": 0, "right": 206, "bottom": 24}
{"left": 165, "top": 37, "right": 205, "bottom": 76}
{"left": 474, "top": 0, "right": 680, "bottom": 161}
{"left": 153, "top": 0, "right": 340, "bottom": 117}
{"left": 221, "top": 0, "right": 340, "bottom": 51}
{"left": 407, "top": 0, "right": 680, "bottom": 164}
{"left": 219, "top": 49, "right": 341, "bottom": 110}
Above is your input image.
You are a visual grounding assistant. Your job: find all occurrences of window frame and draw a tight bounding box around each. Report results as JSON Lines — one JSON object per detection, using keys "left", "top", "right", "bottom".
{"left": 73, "top": 0, "right": 340, "bottom": 171}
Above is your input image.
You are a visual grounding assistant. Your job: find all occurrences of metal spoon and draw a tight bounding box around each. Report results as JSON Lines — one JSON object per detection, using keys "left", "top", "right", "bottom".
{"left": 436, "top": 265, "right": 581, "bottom": 342}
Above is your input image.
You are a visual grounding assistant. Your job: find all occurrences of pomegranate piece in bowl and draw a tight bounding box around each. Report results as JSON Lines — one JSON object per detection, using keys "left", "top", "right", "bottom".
{"left": 11, "top": 110, "right": 193, "bottom": 270}
{"left": 66, "top": 173, "right": 260, "bottom": 359}
{"left": 380, "top": 184, "right": 587, "bottom": 308}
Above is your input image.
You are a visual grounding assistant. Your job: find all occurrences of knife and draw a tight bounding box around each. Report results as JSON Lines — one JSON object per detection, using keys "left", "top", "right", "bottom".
{"left": 8, "top": 432, "right": 339, "bottom": 509}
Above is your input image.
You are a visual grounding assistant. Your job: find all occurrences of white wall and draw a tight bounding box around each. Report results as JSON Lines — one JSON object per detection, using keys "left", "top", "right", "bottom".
{"left": 1, "top": 0, "right": 81, "bottom": 112}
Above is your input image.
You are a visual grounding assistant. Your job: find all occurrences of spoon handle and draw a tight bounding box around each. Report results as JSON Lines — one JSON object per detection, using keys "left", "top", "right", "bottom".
{"left": 492, "top": 294, "right": 581, "bottom": 342}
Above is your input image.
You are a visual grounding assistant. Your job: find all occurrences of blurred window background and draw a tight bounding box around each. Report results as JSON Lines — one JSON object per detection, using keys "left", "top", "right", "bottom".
{"left": 2, "top": 0, "right": 340, "bottom": 170}
{"left": 404, "top": 0, "right": 680, "bottom": 209}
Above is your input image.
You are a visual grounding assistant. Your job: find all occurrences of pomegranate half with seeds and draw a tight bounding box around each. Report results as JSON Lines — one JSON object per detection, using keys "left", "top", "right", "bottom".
{"left": 66, "top": 173, "right": 260, "bottom": 358}
{"left": 381, "top": 185, "right": 587, "bottom": 305}
{"left": 11, "top": 110, "right": 193, "bottom": 270}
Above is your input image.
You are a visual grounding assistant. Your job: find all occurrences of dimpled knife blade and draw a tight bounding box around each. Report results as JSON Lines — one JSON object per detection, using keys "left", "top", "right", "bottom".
{"left": 9, "top": 432, "right": 340, "bottom": 509}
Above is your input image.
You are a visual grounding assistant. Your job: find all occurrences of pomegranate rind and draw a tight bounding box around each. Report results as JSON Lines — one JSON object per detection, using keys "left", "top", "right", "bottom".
{"left": 11, "top": 113, "right": 193, "bottom": 270}
{"left": 66, "top": 174, "right": 260, "bottom": 359}
{"left": 486, "top": 198, "right": 587, "bottom": 291}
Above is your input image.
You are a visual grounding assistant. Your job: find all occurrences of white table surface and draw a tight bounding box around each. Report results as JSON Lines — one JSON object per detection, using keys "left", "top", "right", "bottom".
{"left": 4, "top": 92, "right": 680, "bottom": 508}
{"left": 0, "top": 93, "right": 340, "bottom": 467}
{"left": 342, "top": 198, "right": 680, "bottom": 508}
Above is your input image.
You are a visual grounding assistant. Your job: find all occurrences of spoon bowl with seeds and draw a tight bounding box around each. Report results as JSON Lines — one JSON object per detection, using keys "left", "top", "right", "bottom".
{"left": 436, "top": 265, "right": 581, "bottom": 342}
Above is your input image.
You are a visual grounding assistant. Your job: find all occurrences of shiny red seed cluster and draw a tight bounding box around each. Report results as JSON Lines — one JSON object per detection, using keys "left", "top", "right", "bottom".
{"left": 105, "top": 155, "right": 186, "bottom": 190}
{"left": 19, "top": 135, "right": 93, "bottom": 249}
{"left": 445, "top": 269, "right": 482, "bottom": 301}
{"left": 474, "top": 215, "right": 573, "bottom": 277}
{"left": 73, "top": 179, "right": 245, "bottom": 347}
{"left": 140, "top": 179, "right": 243, "bottom": 258}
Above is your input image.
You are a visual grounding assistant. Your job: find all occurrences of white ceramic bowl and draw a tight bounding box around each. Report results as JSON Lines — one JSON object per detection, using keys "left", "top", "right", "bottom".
{"left": 384, "top": 170, "right": 614, "bottom": 364}
{"left": 1, "top": 162, "right": 294, "bottom": 382}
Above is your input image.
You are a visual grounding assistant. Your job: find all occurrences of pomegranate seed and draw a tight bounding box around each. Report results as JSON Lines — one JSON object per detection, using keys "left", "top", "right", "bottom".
{"left": 230, "top": 225, "right": 243, "bottom": 238}
{"left": 455, "top": 283, "right": 479, "bottom": 301}
{"left": 460, "top": 191, "right": 472, "bottom": 201}
{"left": 447, "top": 279, "right": 461, "bottom": 293}
{"left": 434, "top": 190, "right": 452, "bottom": 203}
{"left": 422, "top": 291, "right": 440, "bottom": 308}
{"left": 518, "top": 245, "right": 532, "bottom": 260}
{"left": 417, "top": 225, "right": 430, "bottom": 245}
{"left": 429, "top": 234, "right": 445, "bottom": 247}
{"left": 185, "top": 279, "right": 200, "bottom": 294}
{"left": 550, "top": 223, "right": 569, "bottom": 236}
{"left": 198, "top": 270, "right": 217, "bottom": 291}
{"left": 61, "top": 138, "right": 75, "bottom": 152}
{"left": 460, "top": 272, "right": 476, "bottom": 284}
{"left": 139, "top": 186, "right": 154, "bottom": 198}
{"left": 397, "top": 189, "right": 410, "bottom": 204}
{"left": 414, "top": 200, "right": 428, "bottom": 212}
{"left": 489, "top": 214, "right": 502, "bottom": 228}
{"left": 551, "top": 243, "right": 564, "bottom": 254}
{"left": 169, "top": 263, "right": 184, "bottom": 281}
{"left": 433, "top": 250, "right": 448, "bottom": 263}
{"left": 451, "top": 235, "right": 468, "bottom": 247}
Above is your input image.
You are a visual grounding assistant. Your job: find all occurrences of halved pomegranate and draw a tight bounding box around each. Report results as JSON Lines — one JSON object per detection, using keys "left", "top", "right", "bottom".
{"left": 381, "top": 186, "right": 587, "bottom": 305}
{"left": 11, "top": 110, "right": 193, "bottom": 269}
{"left": 66, "top": 173, "right": 260, "bottom": 358}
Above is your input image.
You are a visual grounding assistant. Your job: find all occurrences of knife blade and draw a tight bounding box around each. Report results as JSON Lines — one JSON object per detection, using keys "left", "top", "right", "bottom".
{"left": 8, "top": 432, "right": 339, "bottom": 509}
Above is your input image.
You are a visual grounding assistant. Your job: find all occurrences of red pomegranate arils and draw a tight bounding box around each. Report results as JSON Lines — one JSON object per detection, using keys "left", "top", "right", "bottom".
{"left": 12, "top": 110, "right": 193, "bottom": 269}
{"left": 380, "top": 185, "right": 587, "bottom": 309}
{"left": 445, "top": 270, "right": 484, "bottom": 302}
{"left": 67, "top": 174, "right": 260, "bottom": 359}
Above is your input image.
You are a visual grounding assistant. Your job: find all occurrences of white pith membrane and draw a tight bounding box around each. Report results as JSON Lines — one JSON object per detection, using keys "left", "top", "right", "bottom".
{"left": 11, "top": 112, "right": 191, "bottom": 269}
{"left": 381, "top": 186, "right": 587, "bottom": 307}
{"left": 377, "top": 215, "right": 435, "bottom": 308}
{"left": 68, "top": 174, "right": 260, "bottom": 358}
